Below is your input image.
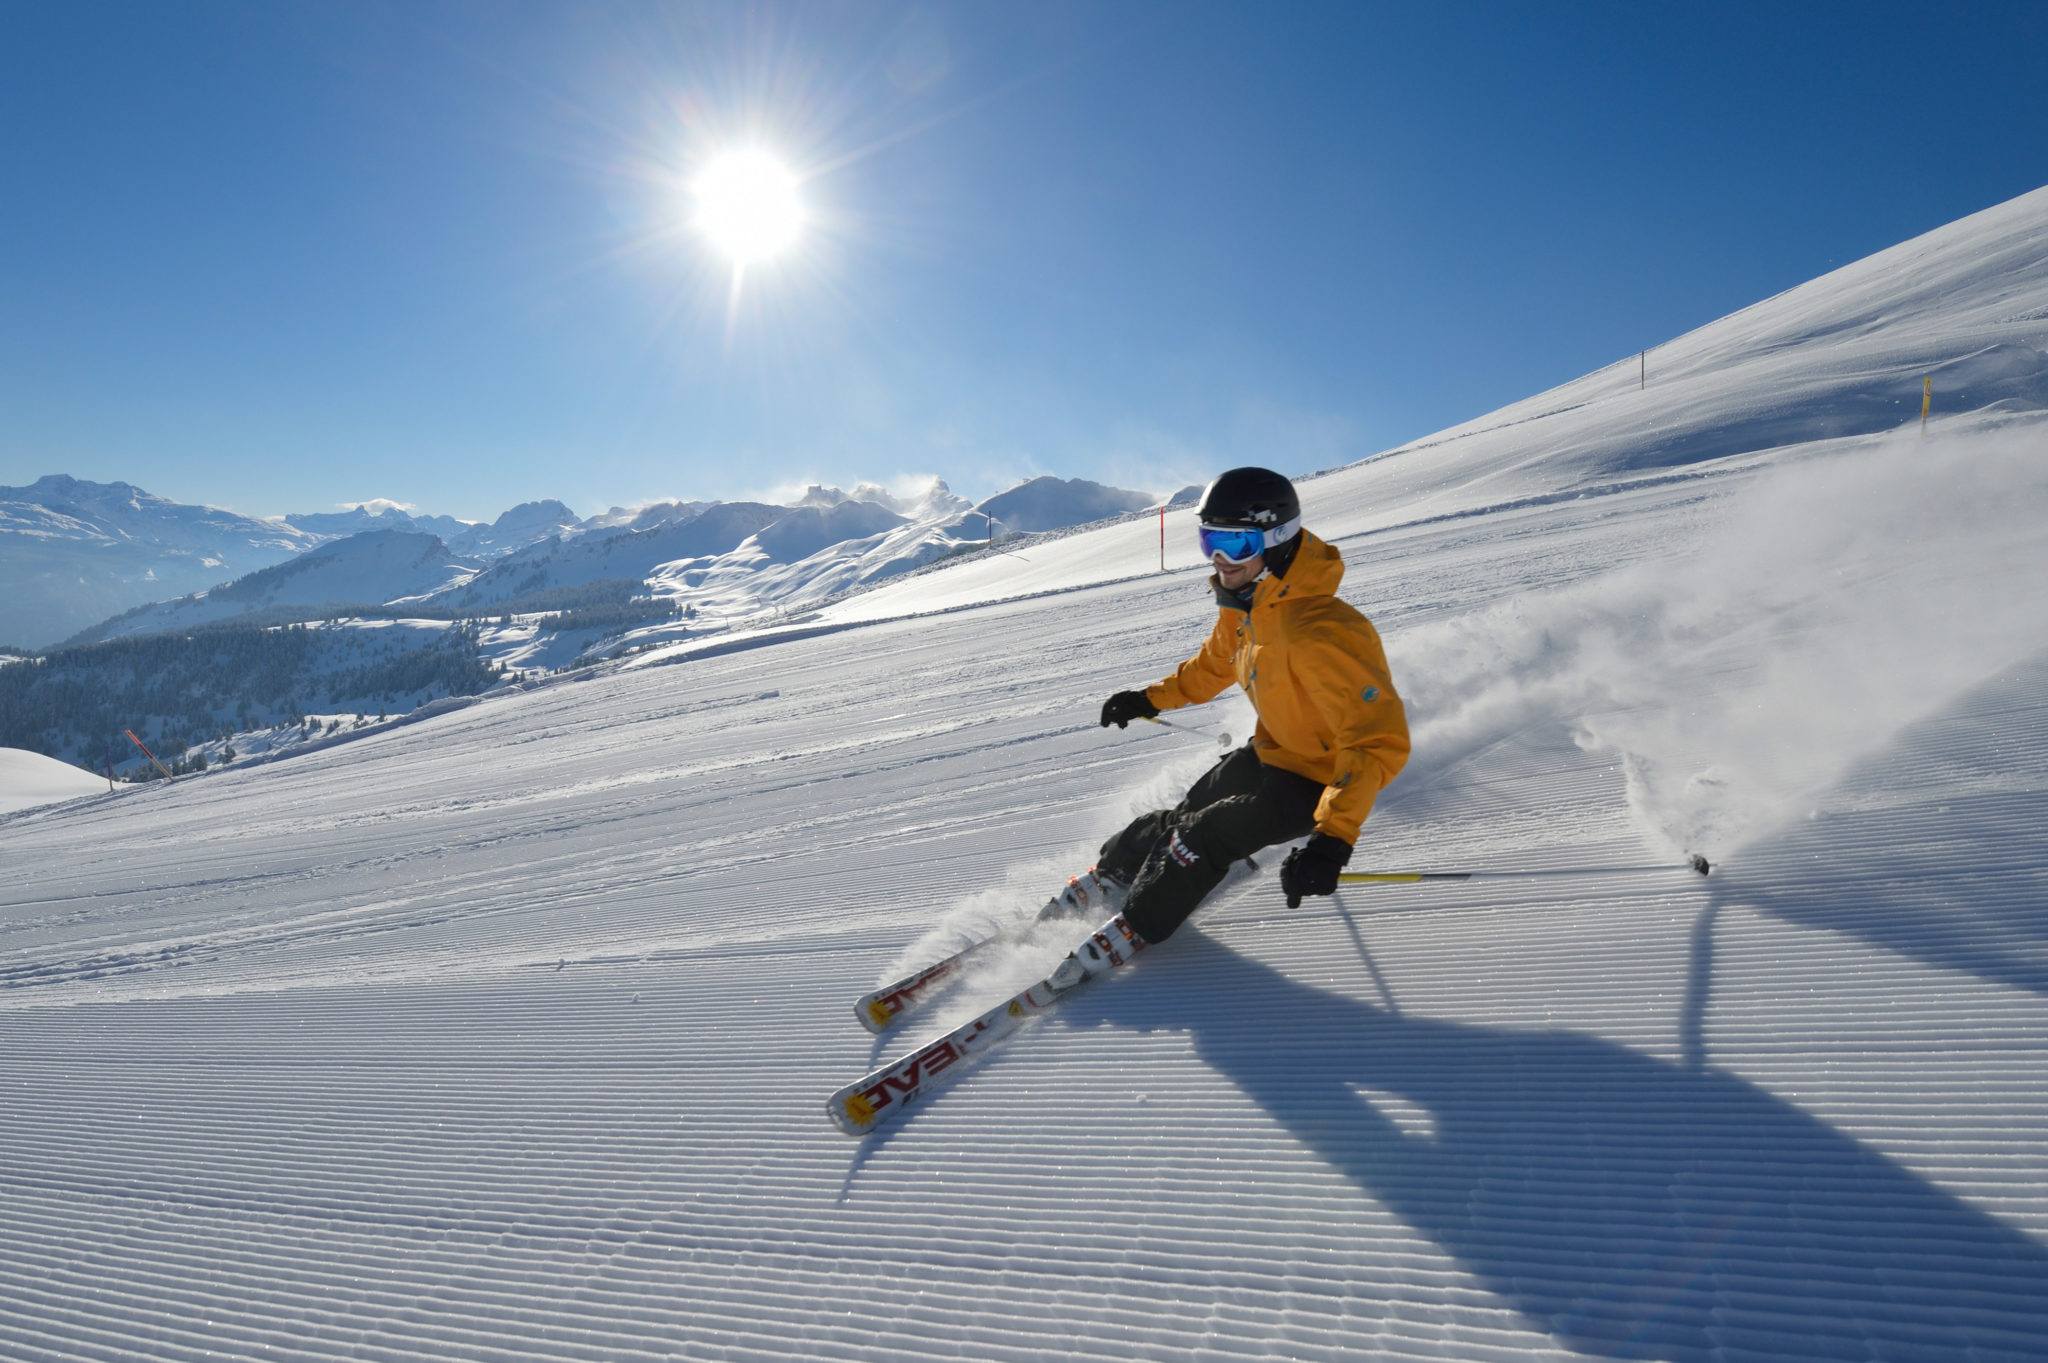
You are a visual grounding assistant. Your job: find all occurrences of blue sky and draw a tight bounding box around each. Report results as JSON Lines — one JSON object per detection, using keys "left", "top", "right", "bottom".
{"left": 2, "top": 1, "right": 2044, "bottom": 522}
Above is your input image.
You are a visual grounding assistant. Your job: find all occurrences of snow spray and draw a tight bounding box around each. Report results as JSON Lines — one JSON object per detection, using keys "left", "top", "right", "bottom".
{"left": 1389, "top": 419, "right": 2048, "bottom": 861}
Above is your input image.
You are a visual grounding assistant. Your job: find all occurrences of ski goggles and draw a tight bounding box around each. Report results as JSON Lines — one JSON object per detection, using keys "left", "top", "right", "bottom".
{"left": 1196, "top": 516, "right": 1301, "bottom": 564}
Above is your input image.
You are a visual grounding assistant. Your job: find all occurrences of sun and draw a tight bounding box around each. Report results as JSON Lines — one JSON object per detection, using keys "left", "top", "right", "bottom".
{"left": 693, "top": 150, "right": 805, "bottom": 266}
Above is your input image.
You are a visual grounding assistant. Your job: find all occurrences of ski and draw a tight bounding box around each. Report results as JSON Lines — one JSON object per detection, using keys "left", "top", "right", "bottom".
{"left": 828, "top": 915, "right": 1145, "bottom": 1137}
{"left": 853, "top": 867, "right": 1124, "bottom": 1036}
{"left": 853, "top": 933, "right": 1011, "bottom": 1035}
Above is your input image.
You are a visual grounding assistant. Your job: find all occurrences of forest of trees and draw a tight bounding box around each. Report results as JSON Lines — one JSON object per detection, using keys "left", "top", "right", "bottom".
{"left": 1, "top": 578, "right": 692, "bottom": 774}
{"left": 0, "top": 621, "right": 504, "bottom": 770}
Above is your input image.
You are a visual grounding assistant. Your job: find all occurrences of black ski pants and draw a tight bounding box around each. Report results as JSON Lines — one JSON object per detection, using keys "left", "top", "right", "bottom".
{"left": 1096, "top": 743, "right": 1324, "bottom": 945}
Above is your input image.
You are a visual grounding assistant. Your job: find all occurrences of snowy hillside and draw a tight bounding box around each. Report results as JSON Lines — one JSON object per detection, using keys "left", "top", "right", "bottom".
{"left": 2, "top": 186, "right": 2046, "bottom": 1361}
{"left": 76, "top": 530, "right": 483, "bottom": 643}
{"left": 0, "top": 745, "right": 103, "bottom": 813}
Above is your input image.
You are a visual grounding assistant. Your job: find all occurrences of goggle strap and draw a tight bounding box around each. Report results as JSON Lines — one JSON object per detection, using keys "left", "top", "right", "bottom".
{"left": 1258, "top": 516, "right": 1302, "bottom": 550}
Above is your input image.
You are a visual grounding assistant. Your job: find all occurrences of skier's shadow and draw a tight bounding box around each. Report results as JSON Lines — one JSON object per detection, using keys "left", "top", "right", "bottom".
{"left": 1060, "top": 929, "right": 2048, "bottom": 1361}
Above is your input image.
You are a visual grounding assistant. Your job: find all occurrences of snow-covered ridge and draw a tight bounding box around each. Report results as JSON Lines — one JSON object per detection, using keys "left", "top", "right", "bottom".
{"left": 66, "top": 530, "right": 484, "bottom": 644}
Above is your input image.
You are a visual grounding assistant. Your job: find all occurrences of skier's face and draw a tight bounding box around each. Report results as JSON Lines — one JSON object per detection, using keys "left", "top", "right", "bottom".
{"left": 1213, "top": 551, "right": 1265, "bottom": 590}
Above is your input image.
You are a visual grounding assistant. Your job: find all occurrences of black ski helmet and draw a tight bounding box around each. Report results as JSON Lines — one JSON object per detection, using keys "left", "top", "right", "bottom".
{"left": 1196, "top": 467, "right": 1304, "bottom": 575}
{"left": 1196, "top": 467, "right": 1299, "bottom": 528}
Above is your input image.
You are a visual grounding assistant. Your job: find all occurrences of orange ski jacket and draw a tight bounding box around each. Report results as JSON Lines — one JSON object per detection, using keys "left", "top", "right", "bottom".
{"left": 1144, "top": 531, "right": 1409, "bottom": 844}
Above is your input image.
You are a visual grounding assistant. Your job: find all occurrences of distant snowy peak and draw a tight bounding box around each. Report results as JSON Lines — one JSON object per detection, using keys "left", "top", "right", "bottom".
{"left": 1, "top": 474, "right": 316, "bottom": 553}
{"left": 578, "top": 500, "right": 717, "bottom": 534}
{"left": 794, "top": 483, "right": 864, "bottom": 509}
{"left": 904, "top": 479, "right": 974, "bottom": 520}
{"left": 213, "top": 529, "right": 476, "bottom": 606}
{"left": 428, "top": 503, "right": 788, "bottom": 610}
{"left": 0, "top": 475, "right": 326, "bottom": 649}
{"left": 73, "top": 530, "right": 479, "bottom": 644}
{"left": 288, "top": 498, "right": 589, "bottom": 557}
{"left": 972, "top": 476, "right": 1158, "bottom": 534}
{"left": 450, "top": 500, "right": 581, "bottom": 556}
{"left": 794, "top": 478, "right": 972, "bottom": 519}
{"left": 614, "top": 477, "right": 1164, "bottom": 641}
{"left": 744, "top": 500, "right": 908, "bottom": 565}
{"left": 284, "top": 505, "right": 476, "bottom": 542}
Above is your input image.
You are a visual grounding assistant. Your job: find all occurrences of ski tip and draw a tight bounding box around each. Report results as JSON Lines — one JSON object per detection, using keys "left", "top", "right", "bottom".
{"left": 854, "top": 996, "right": 896, "bottom": 1035}
{"left": 1688, "top": 853, "right": 1712, "bottom": 877}
{"left": 828, "top": 1089, "right": 880, "bottom": 1137}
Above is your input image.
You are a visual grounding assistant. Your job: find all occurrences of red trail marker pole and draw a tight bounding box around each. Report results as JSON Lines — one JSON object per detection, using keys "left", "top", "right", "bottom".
{"left": 124, "top": 729, "right": 175, "bottom": 783}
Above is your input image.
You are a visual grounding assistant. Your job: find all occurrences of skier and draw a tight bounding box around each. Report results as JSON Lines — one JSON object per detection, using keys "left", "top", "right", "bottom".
{"left": 828, "top": 467, "right": 1413, "bottom": 1131}
{"left": 1081, "top": 466, "right": 1410, "bottom": 950}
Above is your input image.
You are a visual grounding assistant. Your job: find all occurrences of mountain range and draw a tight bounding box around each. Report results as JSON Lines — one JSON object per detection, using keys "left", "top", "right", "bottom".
{"left": 1, "top": 474, "right": 1174, "bottom": 651}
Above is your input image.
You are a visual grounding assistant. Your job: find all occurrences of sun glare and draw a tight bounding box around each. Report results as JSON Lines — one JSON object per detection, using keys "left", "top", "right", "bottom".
{"left": 694, "top": 150, "right": 805, "bottom": 266}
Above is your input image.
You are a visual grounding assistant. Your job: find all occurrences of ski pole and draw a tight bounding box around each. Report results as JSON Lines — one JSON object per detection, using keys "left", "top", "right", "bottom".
{"left": 1340, "top": 854, "right": 1710, "bottom": 884}
{"left": 1142, "top": 715, "right": 1233, "bottom": 748}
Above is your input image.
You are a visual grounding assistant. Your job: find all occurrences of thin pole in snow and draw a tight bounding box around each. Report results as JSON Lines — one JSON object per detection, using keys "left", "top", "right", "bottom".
{"left": 1921, "top": 376, "right": 1932, "bottom": 431}
{"left": 1142, "top": 713, "right": 1231, "bottom": 748}
{"left": 124, "top": 728, "right": 174, "bottom": 783}
{"left": 1339, "top": 853, "right": 1710, "bottom": 885}
{"left": 1159, "top": 505, "right": 1165, "bottom": 572}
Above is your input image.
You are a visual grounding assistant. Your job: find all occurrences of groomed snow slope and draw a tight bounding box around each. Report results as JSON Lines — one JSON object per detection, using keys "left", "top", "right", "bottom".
{"left": 3, "top": 189, "right": 2047, "bottom": 1362}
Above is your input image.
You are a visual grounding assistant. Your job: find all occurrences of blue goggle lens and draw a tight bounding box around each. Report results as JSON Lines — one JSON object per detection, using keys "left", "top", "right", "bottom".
{"left": 1196, "top": 524, "right": 1268, "bottom": 564}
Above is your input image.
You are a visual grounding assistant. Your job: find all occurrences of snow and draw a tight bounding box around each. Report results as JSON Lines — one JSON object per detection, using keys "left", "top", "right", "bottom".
{"left": 0, "top": 746, "right": 105, "bottom": 813}
{"left": 2, "top": 187, "right": 2047, "bottom": 1360}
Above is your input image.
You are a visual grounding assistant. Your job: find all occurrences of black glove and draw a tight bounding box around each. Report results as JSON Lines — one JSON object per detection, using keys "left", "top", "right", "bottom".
{"left": 1280, "top": 832, "right": 1352, "bottom": 907}
{"left": 1100, "top": 689, "right": 1160, "bottom": 729}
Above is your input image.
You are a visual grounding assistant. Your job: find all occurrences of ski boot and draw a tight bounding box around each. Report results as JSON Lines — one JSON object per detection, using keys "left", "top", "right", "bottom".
{"left": 1036, "top": 866, "right": 1128, "bottom": 924}
{"left": 1047, "top": 913, "right": 1148, "bottom": 992}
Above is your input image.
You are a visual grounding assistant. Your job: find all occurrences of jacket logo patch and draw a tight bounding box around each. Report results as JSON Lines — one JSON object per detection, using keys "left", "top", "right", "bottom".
{"left": 1361, "top": 686, "right": 1379, "bottom": 702}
